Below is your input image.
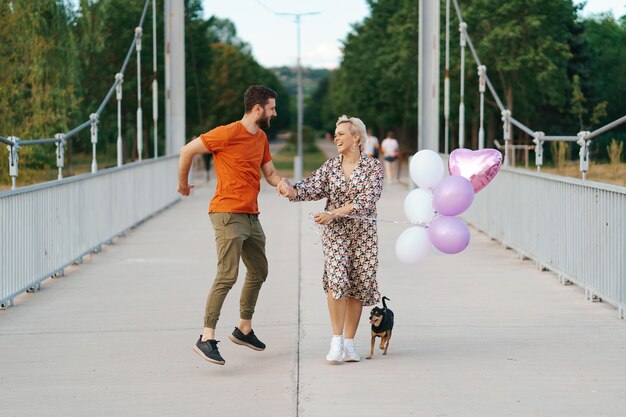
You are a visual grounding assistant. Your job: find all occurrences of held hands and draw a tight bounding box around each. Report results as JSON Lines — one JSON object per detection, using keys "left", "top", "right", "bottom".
{"left": 277, "top": 178, "right": 296, "bottom": 198}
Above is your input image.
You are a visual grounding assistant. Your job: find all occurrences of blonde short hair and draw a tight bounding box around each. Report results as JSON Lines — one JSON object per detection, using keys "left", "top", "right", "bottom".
{"left": 336, "top": 115, "right": 367, "bottom": 150}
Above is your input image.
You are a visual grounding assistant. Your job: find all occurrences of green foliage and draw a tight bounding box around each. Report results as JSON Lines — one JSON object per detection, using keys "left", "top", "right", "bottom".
{"left": 73, "top": 0, "right": 166, "bottom": 162}
{"left": 570, "top": 74, "right": 586, "bottom": 130}
{"left": 3, "top": 0, "right": 626, "bottom": 184}
{"left": 314, "top": 0, "right": 626, "bottom": 164}
{"left": 273, "top": 67, "right": 332, "bottom": 97}
{"left": 306, "top": 76, "right": 336, "bottom": 132}
{"left": 1, "top": 0, "right": 292, "bottom": 186}
{"left": 185, "top": 5, "right": 291, "bottom": 138}
{"left": 0, "top": 0, "right": 81, "bottom": 176}
{"left": 328, "top": 0, "right": 418, "bottom": 151}
{"left": 443, "top": 0, "right": 579, "bottom": 154}
{"left": 582, "top": 14, "right": 626, "bottom": 160}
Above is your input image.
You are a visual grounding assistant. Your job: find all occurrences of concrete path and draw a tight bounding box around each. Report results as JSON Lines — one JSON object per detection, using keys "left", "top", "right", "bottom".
{"left": 1, "top": 143, "right": 626, "bottom": 417}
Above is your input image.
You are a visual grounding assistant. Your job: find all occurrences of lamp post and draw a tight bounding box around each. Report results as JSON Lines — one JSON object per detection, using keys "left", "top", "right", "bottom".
{"left": 278, "top": 11, "right": 319, "bottom": 181}
{"left": 417, "top": 0, "right": 440, "bottom": 152}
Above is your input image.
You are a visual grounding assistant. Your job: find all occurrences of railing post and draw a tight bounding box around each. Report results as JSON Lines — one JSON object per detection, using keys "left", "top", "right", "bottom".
{"left": 115, "top": 73, "right": 124, "bottom": 167}
{"left": 90, "top": 113, "right": 99, "bottom": 173}
{"left": 152, "top": 0, "right": 158, "bottom": 159}
{"left": 444, "top": 71, "right": 450, "bottom": 154}
{"left": 443, "top": 0, "right": 450, "bottom": 154}
{"left": 533, "top": 131, "right": 544, "bottom": 171}
{"left": 458, "top": 22, "right": 467, "bottom": 149}
{"left": 136, "top": 26, "right": 143, "bottom": 161}
{"left": 7, "top": 136, "right": 19, "bottom": 190}
{"left": 478, "top": 65, "right": 486, "bottom": 149}
{"left": 153, "top": 77, "right": 158, "bottom": 158}
{"left": 55, "top": 133, "right": 65, "bottom": 180}
{"left": 577, "top": 131, "right": 591, "bottom": 180}
{"left": 501, "top": 109, "right": 511, "bottom": 166}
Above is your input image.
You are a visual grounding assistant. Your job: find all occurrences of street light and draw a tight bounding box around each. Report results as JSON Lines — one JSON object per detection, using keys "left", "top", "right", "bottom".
{"left": 277, "top": 11, "right": 320, "bottom": 181}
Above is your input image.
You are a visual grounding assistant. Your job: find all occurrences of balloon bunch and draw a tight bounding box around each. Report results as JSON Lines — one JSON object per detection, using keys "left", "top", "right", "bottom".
{"left": 396, "top": 148, "right": 502, "bottom": 264}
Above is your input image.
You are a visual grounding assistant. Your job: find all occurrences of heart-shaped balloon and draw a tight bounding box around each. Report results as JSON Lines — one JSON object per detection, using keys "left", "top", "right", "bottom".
{"left": 448, "top": 148, "right": 502, "bottom": 193}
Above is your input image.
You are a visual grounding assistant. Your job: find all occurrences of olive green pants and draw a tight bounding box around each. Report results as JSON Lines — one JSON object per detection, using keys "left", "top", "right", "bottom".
{"left": 204, "top": 213, "right": 268, "bottom": 328}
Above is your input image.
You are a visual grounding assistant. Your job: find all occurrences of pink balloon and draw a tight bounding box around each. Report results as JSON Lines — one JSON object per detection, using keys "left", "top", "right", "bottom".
{"left": 433, "top": 175, "right": 474, "bottom": 216}
{"left": 428, "top": 216, "right": 470, "bottom": 254}
{"left": 448, "top": 148, "right": 502, "bottom": 193}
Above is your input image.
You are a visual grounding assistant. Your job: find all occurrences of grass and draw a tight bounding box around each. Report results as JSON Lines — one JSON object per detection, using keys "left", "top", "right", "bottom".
{"left": 272, "top": 142, "right": 328, "bottom": 178}
{"left": 535, "top": 161, "right": 626, "bottom": 187}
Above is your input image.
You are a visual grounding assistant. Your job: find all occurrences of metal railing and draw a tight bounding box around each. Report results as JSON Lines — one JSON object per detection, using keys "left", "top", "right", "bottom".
{"left": 464, "top": 167, "right": 626, "bottom": 319}
{"left": 0, "top": 156, "right": 179, "bottom": 308}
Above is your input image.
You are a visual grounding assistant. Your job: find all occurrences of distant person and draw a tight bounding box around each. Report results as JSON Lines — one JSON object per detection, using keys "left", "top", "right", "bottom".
{"left": 278, "top": 115, "right": 383, "bottom": 363}
{"left": 202, "top": 153, "right": 213, "bottom": 180}
{"left": 177, "top": 85, "right": 289, "bottom": 366}
{"left": 381, "top": 131, "right": 399, "bottom": 183}
{"left": 364, "top": 128, "right": 380, "bottom": 159}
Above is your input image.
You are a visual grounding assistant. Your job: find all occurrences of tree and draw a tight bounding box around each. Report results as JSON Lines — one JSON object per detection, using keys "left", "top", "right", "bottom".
{"left": 306, "top": 75, "right": 335, "bottom": 132}
{"left": 0, "top": 0, "right": 81, "bottom": 174}
{"left": 74, "top": 0, "right": 166, "bottom": 163}
{"left": 329, "top": 0, "right": 418, "bottom": 151}
{"left": 582, "top": 14, "right": 626, "bottom": 160}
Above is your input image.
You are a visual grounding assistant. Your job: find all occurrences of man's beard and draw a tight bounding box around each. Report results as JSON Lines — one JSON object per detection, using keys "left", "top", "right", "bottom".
{"left": 257, "top": 112, "right": 271, "bottom": 130}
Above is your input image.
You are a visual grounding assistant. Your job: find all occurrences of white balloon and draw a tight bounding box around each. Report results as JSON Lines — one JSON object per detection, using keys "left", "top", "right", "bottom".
{"left": 403, "top": 188, "right": 436, "bottom": 224}
{"left": 409, "top": 150, "right": 444, "bottom": 189}
{"left": 395, "top": 226, "right": 432, "bottom": 264}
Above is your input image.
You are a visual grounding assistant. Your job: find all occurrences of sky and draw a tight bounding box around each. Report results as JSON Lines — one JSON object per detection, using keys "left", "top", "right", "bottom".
{"left": 203, "top": 0, "right": 626, "bottom": 69}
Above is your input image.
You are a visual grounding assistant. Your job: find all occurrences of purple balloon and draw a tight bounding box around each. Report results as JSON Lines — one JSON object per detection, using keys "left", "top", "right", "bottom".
{"left": 428, "top": 216, "right": 470, "bottom": 254}
{"left": 433, "top": 175, "right": 475, "bottom": 216}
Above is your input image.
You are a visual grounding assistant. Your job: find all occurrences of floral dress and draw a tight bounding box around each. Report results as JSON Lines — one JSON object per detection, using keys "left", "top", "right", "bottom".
{"left": 290, "top": 153, "right": 384, "bottom": 306}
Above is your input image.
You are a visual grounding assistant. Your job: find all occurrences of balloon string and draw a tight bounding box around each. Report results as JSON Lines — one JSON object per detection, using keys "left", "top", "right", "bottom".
{"left": 315, "top": 211, "right": 430, "bottom": 229}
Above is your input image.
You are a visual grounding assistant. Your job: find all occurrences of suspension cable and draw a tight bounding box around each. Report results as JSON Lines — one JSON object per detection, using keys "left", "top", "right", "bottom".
{"left": 586, "top": 115, "right": 626, "bottom": 141}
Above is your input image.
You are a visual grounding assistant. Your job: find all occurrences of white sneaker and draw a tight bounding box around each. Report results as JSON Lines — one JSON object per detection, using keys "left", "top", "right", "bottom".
{"left": 326, "top": 336, "right": 343, "bottom": 362}
{"left": 342, "top": 340, "right": 361, "bottom": 362}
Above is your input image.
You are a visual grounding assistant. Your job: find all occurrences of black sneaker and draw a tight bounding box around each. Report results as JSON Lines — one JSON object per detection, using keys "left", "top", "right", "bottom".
{"left": 193, "top": 336, "right": 225, "bottom": 365}
{"left": 228, "top": 327, "right": 266, "bottom": 351}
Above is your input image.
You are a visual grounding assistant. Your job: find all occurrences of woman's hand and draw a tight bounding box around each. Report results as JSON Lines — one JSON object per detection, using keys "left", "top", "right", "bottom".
{"left": 314, "top": 211, "right": 335, "bottom": 225}
{"left": 277, "top": 178, "right": 295, "bottom": 198}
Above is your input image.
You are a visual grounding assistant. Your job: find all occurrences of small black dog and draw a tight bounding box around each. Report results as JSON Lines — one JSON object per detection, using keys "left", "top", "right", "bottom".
{"left": 367, "top": 296, "right": 394, "bottom": 359}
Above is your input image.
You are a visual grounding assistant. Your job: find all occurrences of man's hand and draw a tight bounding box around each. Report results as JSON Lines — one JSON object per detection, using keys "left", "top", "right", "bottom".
{"left": 277, "top": 178, "right": 296, "bottom": 198}
{"left": 177, "top": 182, "right": 195, "bottom": 197}
{"left": 177, "top": 137, "right": 208, "bottom": 197}
{"left": 314, "top": 211, "right": 335, "bottom": 225}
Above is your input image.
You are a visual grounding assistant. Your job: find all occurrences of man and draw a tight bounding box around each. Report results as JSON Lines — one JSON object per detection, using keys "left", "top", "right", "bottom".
{"left": 177, "top": 85, "right": 288, "bottom": 366}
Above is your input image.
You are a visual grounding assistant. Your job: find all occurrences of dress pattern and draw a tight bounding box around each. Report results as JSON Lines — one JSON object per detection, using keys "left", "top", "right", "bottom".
{"left": 291, "top": 153, "right": 384, "bottom": 306}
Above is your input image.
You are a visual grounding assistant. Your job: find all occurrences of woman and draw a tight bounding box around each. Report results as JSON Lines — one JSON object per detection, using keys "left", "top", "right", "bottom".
{"left": 278, "top": 115, "right": 384, "bottom": 363}
{"left": 364, "top": 128, "right": 380, "bottom": 159}
{"left": 380, "top": 131, "right": 399, "bottom": 183}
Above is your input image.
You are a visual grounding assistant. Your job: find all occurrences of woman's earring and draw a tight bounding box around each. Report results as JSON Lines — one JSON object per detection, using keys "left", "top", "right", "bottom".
{"left": 351, "top": 143, "right": 357, "bottom": 152}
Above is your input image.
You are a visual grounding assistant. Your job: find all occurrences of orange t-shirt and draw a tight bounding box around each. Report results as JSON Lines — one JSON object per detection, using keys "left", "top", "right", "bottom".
{"left": 200, "top": 121, "right": 272, "bottom": 214}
